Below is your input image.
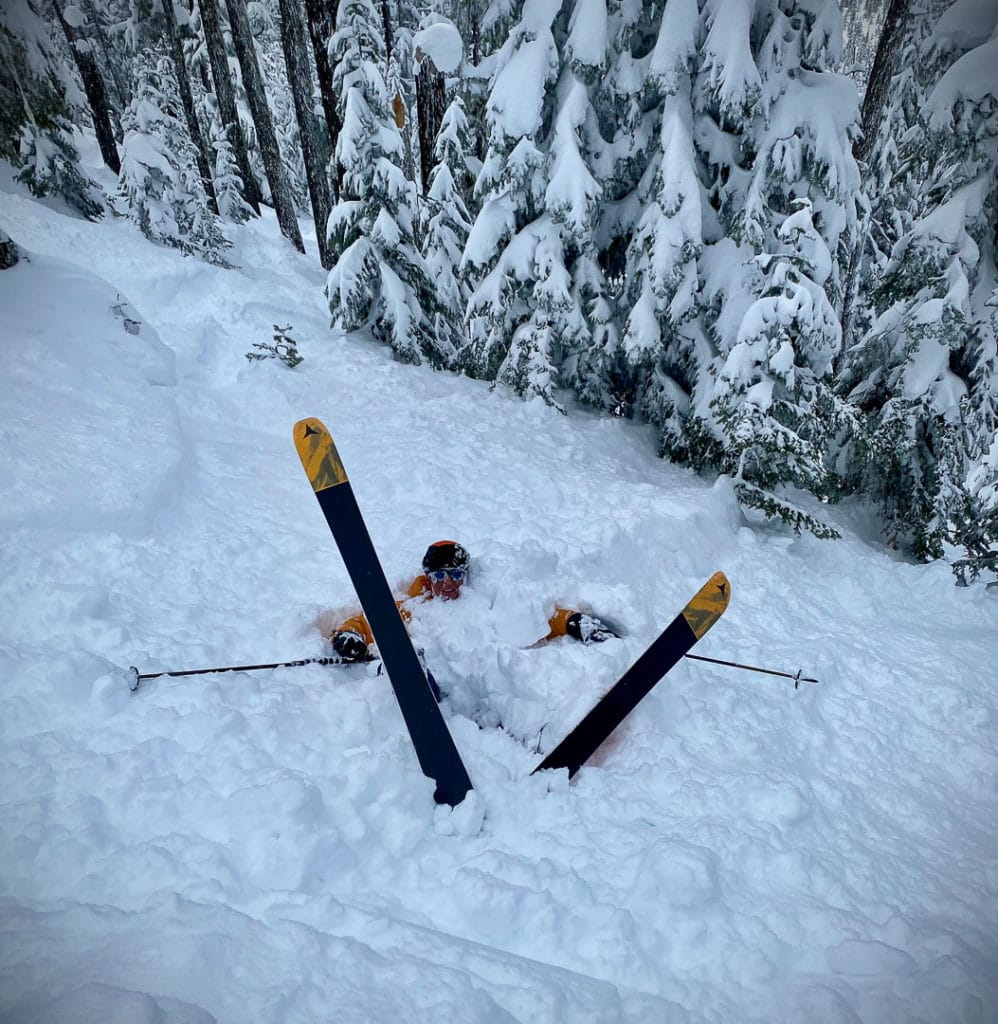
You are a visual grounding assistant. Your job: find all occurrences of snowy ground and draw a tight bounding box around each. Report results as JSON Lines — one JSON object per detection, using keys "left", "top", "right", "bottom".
{"left": 2, "top": 165, "right": 997, "bottom": 1024}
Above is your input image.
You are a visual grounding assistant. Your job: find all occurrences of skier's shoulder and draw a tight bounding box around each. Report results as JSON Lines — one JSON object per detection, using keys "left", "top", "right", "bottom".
{"left": 406, "top": 574, "right": 432, "bottom": 600}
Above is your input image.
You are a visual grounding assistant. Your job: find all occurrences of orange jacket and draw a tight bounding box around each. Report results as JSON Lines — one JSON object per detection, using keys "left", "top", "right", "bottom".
{"left": 330, "top": 575, "right": 578, "bottom": 647}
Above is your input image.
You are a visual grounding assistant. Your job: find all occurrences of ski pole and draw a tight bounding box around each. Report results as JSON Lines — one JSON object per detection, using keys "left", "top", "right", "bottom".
{"left": 129, "top": 656, "right": 347, "bottom": 692}
{"left": 684, "top": 653, "right": 818, "bottom": 689}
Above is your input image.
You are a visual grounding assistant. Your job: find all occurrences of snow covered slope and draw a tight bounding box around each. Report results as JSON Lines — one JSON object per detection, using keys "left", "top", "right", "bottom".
{"left": 1, "top": 175, "right": 996, "bottom": 1024}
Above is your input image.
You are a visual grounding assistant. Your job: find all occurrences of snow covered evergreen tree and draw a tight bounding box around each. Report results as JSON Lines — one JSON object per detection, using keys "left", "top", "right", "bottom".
{"left": 461, "top": 0, "right": 606, "bottom": 407}
{"left": 210, "top": 120, "right": 254, "bottom": 222}
{"left": 422, "top": 96, "right": 475, "bottom": 364}
{"left": 672, "top": 0, "right": 862, "bottom": 536}
{"left": 710, "top": 199, "right": 849, "bottom": 536}
{"left": 114, "top": 50, "right": 231, "bottom": 263}
{"left": 577, "top": 0, "right": 704, "bottom": 430}
{"left": 1, "top": 0, "right": 103, "bottom": 219}
{"left": 325, "top": 0, "right": 441, "bottom": 364}
{"left": 841, "top": 0, "right": 998, "bottom": 567}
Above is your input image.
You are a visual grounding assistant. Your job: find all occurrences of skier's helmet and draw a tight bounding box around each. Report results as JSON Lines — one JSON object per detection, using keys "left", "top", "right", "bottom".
{"left": 422, "top": 540, "right": 470, "bottom": 574}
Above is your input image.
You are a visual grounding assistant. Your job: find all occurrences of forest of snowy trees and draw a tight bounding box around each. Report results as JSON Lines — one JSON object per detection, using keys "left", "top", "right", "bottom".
{"left": 2, "top": 0, "right": 996, "bottom": 584}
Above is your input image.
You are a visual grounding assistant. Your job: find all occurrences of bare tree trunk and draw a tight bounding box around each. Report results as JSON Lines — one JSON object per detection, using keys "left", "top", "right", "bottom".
{"left": 302, "top": 0, "right": 341, "bottom": 201}
{"left": 161, "top": 0, "right": 219, "bottom": 214}
{"left": 415, "top": 53, "right": 446, "bottom": 194}
{"left": 52, "top": 0, "right": 119, "bottom": 173}
{"left": 198, "top": 0, "right": 262, "bottom": 212}
{"left": 81, "top": 0, "right": 127, "bottom": 126}
{"left": 856, "top": 0, "right": 911, "bottom": 165}
{"left": 222, "top": 0, "right": 305, "bottom": 253}
{"left": 277, "top": 0, "right": 332, "bottom": 266}
{"left": 380, "top": 0, "right": 393, "bottom": 62}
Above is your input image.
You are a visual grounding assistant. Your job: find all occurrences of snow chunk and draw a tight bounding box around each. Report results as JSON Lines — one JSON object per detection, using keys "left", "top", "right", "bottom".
{"left": 925, "top": 36, "right": 998, "bottom": 131}
{"left": 932, "top": 0, "right": 998, "bottom": 51}
{"left": 414, "top": 19, "right": 463, "bottom": 74}
{"left": 565, "top": 0, "right": 608, "bottom": 73}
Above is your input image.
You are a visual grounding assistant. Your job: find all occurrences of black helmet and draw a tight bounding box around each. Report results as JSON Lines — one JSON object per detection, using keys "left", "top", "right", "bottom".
{"left": 422, "top": 540, "right": 470, "bottom": 573}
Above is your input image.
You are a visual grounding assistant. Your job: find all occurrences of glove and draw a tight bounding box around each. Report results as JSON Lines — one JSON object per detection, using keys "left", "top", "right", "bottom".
{"left": 330, "top": 629, "right": 370, "bottom": 662}
{"left": 566, "top": 612, "right": 620, "bottom": 645}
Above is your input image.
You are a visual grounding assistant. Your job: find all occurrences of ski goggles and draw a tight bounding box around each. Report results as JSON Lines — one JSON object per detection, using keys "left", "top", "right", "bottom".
{"left": 427, "top": 568, "right": 468, "bottom": 583}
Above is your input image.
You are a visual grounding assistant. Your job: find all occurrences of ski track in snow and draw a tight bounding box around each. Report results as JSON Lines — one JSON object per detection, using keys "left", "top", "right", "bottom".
{"left": 2, "top": 176, "right": 997, "bottom": 1024}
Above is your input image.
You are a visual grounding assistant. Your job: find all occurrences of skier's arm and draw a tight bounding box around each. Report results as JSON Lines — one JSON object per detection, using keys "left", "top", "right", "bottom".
{"left": 544, "top": 607, "right": 620, "bottom": 644}
{"left": 327, "top": 577, "right": 423, "bottom": 660}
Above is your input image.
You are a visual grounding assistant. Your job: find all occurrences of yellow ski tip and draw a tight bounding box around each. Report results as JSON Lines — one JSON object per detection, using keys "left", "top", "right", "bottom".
{"left": 682, "top": 571, "right": 731, "bottom": 640}
{"left": 294, "top": 417, "right": 348, "bottom": 491}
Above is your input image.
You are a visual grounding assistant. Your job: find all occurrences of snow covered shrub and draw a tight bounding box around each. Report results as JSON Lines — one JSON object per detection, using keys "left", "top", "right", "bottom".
{"left": 114, "top": 52, "right": 230, "bottom": 264}
{"left": 246, "top": 324, "right": 303, "bottom": 368}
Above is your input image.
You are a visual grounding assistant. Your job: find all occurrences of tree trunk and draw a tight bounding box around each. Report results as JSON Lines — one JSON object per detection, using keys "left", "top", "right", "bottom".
{"left": 856, "top": 0, "right": 911, "bottom": 165}
{"left": 415, "top": 54, "right": 446, "bottom": 194}
{"left": 380, "top": 0, "right": 393, "bottom": 62}
{"left": 222, "top": 0, "right": 305, "bottom": 253}
{"left": 81, "top": 0, "right": 127, "bottom": 126}
{"left": 302, "top": 0, "right": 341, "bottom": 202}
{"left": 198, "top": 0, "right": 262, "bottom": 212}
{"left": 52, "top": 0, "right": 120, "bottom": 173}
{"left": 161, "top": 0, "right": 219, "bottom": 214}
{"left": 839, "top": 0, "right": 912, "bottom": 355}
{"left": 277, "top": 0, "right": 332, "bottom": 266}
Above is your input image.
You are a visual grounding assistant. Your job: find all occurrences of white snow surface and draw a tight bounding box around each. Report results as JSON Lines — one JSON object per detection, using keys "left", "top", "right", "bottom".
{"left": 2, "top": 170, "right": 998, "bottom": 1024}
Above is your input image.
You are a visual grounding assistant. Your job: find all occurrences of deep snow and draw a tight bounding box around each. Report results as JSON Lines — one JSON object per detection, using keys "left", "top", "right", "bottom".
{"left": 1, "top": 165, "right": 997, "bottom": 1024}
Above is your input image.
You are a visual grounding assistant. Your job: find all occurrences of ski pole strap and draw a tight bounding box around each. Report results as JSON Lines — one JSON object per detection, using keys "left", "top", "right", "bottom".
{"left": 129, "top": 656, "right": 345, "bottom": 691}
{"left": 684, "top": 653, "right": 818, "bottom": 686}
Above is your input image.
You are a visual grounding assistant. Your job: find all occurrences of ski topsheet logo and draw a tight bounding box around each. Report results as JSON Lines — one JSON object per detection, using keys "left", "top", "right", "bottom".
{"left": 682, "top": 572, "right": 731, "bottom": 639}
{"left": 295, "top": 418, "right": 348, "bottom": 491}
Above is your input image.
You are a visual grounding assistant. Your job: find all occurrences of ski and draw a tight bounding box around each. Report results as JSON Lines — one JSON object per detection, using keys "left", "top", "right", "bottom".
{"left": 533, "top": 572, "right": 731, "bottom": 779}
{"left": 294, "top": 418, "right": 472, "bottom": 806}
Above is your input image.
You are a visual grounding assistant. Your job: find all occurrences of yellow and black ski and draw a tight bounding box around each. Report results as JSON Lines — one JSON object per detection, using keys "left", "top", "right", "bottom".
{"left": 533, "top": 572, "right": 731, "bottom": 779}
{"left": 294, "top": 418, "right": 473, "bottom": 806}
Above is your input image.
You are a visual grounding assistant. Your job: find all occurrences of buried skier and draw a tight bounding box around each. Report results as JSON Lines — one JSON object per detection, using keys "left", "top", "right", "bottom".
{"left": 326, "top": 540, "right": 620, "bottom": 686}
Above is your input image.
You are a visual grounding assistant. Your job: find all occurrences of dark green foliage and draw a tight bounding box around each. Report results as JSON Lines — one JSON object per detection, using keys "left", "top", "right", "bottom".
{"left": 246, "top": 324, "right": 303, "bottom": 368}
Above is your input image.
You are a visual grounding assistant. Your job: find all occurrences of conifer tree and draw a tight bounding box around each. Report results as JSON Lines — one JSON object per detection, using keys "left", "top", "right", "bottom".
{"left": 223, "top": 0, "right": 304, "bottom": 253}
{"left": 195, "top": 0, "right": 262, "bottom": 212}
{"left": 52, "top": 0, "right": 120, "bottom": 174}
{"left": 278, "top": 0, "right": 333, "bottom": 267}
{"left": 422, "top": 96, "right": 474, "bottom": 365}
{"left": 711, "top": 199, "right": 848, "bottom": 536}
{"left": 325, "top": 0, "right": 439, "bottom": 364}
{"left": 462, "top": 0, "right": 605, "bottom": 407}
{"left": 584, "top": 0, "right": 703, "bottom": 432}
{"left": 1, "top": 0, "right": 103, "bottom": 219}
{"left": 210, "top": 120, "right": 254, "bottom": 222}
{"left": 114, "top": 51, "right": 231, "bottom": 263}
{"left": 841, "top": 0, "right": 998, "bottom": 565}
{"left": 680, "top": 0, "right": 861, "bottom": 535}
